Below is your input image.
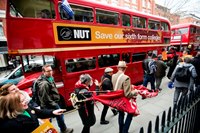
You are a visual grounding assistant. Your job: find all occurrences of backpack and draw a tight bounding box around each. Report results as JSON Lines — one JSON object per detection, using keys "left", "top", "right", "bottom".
{"left": 175, "top": 66, "right": 190, "bottom": 82}
{"left": 31, "top": 80, "right": 41, "bottom": 106}
{"left": 148, "top": 60, "right": 157, "bottom": 74}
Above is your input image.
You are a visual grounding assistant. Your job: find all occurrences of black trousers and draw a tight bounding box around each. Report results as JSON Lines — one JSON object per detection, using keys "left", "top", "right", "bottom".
{"left": 82, "top": 126, "right": 90, "bottom": 133}
{"left": 101, "top": 105, "right": 117, "bottom": 121}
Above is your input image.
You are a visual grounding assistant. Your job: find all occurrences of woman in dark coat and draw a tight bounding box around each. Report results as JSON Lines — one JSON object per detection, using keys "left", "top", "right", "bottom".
{"left": 0, "top": 91, "right": 65, "bottom": 133}
{"left": 74, "top": 74, "right": 96, "bottom": 133}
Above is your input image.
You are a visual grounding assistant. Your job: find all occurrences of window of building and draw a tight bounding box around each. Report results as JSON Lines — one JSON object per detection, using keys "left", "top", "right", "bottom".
{"left": 122, "top": 14, "right": 130, "bottom": 27}
{"left": 98, "top": 54, "right": 120, "bottom": 67}
{"left": 132, "top": 16, "right": 146, "bottom": 28}
{"left": 132, "top": 6, "right": 138, "bottom": 10}
{"left": 10, "top": 0, "right": 55, "bottom": 19}
{"left": 96, "top": 9, "right": 119, "bottom": 25}
{"left": 142, "top": 0, "right": 146, "bottom": 7}
{"left": 65, "top": 57, "right": 96, "bottom": 73}
{"left": 147, "top": 1, "right": 151, "bottom": 9}
{"left": 132, "top": 0, "right": 137, "bottom": 4}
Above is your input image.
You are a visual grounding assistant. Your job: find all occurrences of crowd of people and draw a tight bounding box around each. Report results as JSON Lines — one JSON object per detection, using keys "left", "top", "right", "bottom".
{"left": 0, "top": 48, "right": 199, "bottom": 133}
{"left": 142, "top": 48, "right": 199, "bottom": 109}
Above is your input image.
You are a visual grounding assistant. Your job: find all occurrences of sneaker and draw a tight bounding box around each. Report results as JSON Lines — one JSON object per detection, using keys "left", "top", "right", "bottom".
{"left": 61, "top": 128, "right": 74, "bottom": 133}
{"left": 100, "top": 120, "right": 109, "bottom": 125}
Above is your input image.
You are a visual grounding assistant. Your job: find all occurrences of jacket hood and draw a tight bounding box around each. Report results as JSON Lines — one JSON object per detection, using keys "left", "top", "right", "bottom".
{"left": 75, "top": 80, "right": 89, "bottom": 90}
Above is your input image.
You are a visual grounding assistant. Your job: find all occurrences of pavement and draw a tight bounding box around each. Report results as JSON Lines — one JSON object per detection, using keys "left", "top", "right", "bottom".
{"left": 52, "top": 76, "right": 175, "bottom": 133}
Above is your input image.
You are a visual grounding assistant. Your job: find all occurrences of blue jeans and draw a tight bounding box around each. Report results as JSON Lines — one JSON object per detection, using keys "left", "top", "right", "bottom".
{"left": 118, "top": 111, "right": 133, "bottom": 133}
{"left": 54, "top": 104, "right": 67, "bottom": 132}
{"left": 173, "top": 87, "right": 188, "bottom": 105}
{"left": 143, "top": 74, "right": 155, "bottom": 91}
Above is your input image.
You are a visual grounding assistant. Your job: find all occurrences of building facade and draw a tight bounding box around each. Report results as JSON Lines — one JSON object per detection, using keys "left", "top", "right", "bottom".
{"left": 95, "top": 0, "right": 155, "bottom": 14}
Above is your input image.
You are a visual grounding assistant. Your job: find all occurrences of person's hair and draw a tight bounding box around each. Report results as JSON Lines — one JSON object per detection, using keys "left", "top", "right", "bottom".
{"left": 184, "top": 57, "right": 191, "bottom": 63}
{"left": 0, "top": 92, "right": 23, "bottom": 119}
{"left": 41, "top": 9, "right": 51, "bottom": 18}
{"left": 0, "top": 83, "right": 13, "bottom": 96}
{"left": 147, "top": 51, "right": 153, "bottom": 57}
{"left": 157, "top": 55, "right": 162, "bottom": 60}
{"left": 42, "top": 64, "right": 52, "bottom": 72}
{"left": 80, "top": 74, "right": 92, "bottom": 84}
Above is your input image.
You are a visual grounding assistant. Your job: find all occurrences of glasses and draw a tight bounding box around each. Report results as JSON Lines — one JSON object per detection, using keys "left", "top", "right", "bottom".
{"left": 45, "top": 70, "right": 53, "bottom": 72}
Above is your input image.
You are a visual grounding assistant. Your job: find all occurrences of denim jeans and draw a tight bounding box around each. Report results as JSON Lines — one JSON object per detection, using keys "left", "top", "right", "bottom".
{"left": 118, "top": 111, "right": 133, "bottom": 133}
{"left": 54, "top": 104, "right": 67, "bottom": 132}
{"left": 143, "top": 74, "right": 155, "bottom": 91}
{"left": 173, "top": 87, "right": 188, "bottom": 105}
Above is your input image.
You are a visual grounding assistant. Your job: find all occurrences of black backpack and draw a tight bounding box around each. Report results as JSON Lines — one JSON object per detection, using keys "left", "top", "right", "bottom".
{"left": 175, "top": 66, "right": 190, "bottom": 82}
{"left": 31, "top": 80, "right": 41, "bottom": 106}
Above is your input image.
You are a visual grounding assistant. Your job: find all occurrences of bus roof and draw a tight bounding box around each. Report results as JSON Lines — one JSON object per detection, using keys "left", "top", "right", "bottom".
{"left": 69, "top": 0, "right": 170, "bottom": 23}
{"left": 172, "top": 23, "right": 200, "bottom": 29}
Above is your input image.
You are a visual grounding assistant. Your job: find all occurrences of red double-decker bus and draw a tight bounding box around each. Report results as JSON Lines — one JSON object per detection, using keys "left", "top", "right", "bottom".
{"left": 171, "top": 23, "right": 200, "bottom": 56}
{"left": 3, "top": 0, "right": 171, "bottom": 107}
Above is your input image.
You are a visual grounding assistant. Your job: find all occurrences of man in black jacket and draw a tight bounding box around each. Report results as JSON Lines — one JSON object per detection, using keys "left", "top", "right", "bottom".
{"left": 191, "top": 51, "right": 200, "bottom": 90}
{"left": 100, "top": 67, "right": 118, "bottom": 125}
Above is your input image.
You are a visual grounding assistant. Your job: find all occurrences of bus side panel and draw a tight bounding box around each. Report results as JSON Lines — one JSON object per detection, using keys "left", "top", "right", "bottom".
{"left": 127, "top": 62, "right": 143, "bottom": 84}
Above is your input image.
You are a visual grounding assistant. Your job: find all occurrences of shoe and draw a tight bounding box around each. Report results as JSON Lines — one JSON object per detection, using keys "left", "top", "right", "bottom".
{"left": 142, "top": 97, "right": 146, "bottom": 100}
{"left": 100, "top": 120, "right": 109, "bottom": 125}
{"left": 61, "top": 128, "right": 74, "bottom": 133}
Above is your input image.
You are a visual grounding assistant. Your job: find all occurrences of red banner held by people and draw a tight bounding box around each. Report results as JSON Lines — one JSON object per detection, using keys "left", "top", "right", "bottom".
{"left": 92, "top": 85, "right": 158, "bottom": 116}
{"left": 93, "top": 90, "right": 140, "bottom": 115}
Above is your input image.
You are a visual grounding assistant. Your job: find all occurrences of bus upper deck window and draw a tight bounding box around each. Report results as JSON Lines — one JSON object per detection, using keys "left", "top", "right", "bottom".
{"left": 122, "top": 14, "right": 130, "bottom": 27}
{"left": 148, "top": 20, "right": 160, "bottom": 30}
{"left": 96, "top": 9, "right": 119, "bottom": 25}
{"left": 161, "top": 22, "right": 169, "bottom": 31}
{"left": 10, "top": 0, "right": 55, "bottom": 19}
{"left": 132, "top": 16, "right": 146, "bottom": 28}
{"left": 60, "top": 4, "right": 94, "bottom": 22}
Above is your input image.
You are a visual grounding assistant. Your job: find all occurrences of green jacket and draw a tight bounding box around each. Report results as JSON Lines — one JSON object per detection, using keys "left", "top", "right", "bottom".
{"left": 37, "top": 75, "right": 60, "bottom": 109}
